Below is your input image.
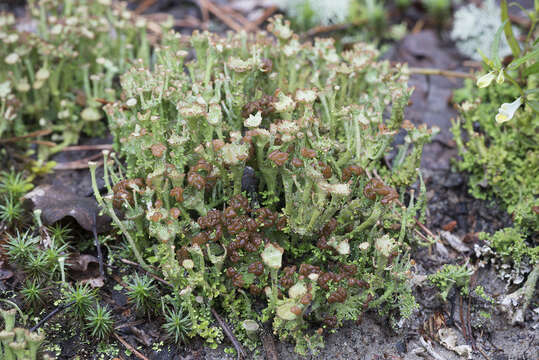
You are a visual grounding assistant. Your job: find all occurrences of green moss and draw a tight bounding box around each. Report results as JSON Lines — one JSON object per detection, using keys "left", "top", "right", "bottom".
{"left": 429, "top": 264, "right": 473, "bottom": 301}
{"left": 479, "top": 228, "right": 538, "bottom": 267}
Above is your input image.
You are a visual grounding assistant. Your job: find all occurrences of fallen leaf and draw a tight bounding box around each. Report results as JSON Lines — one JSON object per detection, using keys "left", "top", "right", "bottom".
{"left": 23, "top": 184, "right": 110, "bottom": 233}
{"left": 80, "top": 276, "right": 104, "bottom": 288}
{"left": 67, "top": 254, "right": 99, "bottom": 272}
{"left": 0, "top": 267, "right": 13, "bottom": 281}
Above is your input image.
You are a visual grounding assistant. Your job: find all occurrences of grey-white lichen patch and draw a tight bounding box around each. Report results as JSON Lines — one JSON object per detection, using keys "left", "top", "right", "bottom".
{"left": 451, "top": 0, "right": 520, "bottom": 61}
{"left": 273, "top": 0, "right": 351, "bottom": 26}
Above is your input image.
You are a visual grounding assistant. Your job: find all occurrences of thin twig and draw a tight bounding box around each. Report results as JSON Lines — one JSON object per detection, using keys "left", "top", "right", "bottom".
{"left": 418, "top": 336, "right": 446, "bottom": 360}
{"left": 210, "top": 308, "right": 247, "bottom": 359}
{"left": 0, "top": 129, "right": 52, "bottom": 144}
{"left": 408, "top": 67, "right": 476, "bottom": 79}
{"left": 411, "top": 19, "right": 425, "bottom": 34}
{"left": 200, "top": 0, "right": 243, "bottom": 32}
{"left": 53, "top": 153, "right": 103, "bottom": 170}
{"left": 261, "top": 323, "right": 278, "bottom": 360}
{"left": 30, "top": 301, "right": 75, "bottom": 332}
{"left": 477, "top": 345, "right": 492, "bottom": 360}
{"left": 198, "top": 0, "right": 210, "bottom": 24}
{"left": 114, "top": 332, "right": 150, "bottom": 360}
{"left": 466, "top": 296, "right": 476, "bottom": 350}
{"left": 60, "top": 144, "right": 113, "bottom": 152}
{"left": 252, "top": 5, "right": 278, "bottom": 27}
{"left": 459, "top": 294, "right": 467, "bottom": 342}
{"left": 134, "top": 0, "right": 157, "bottom": 14}
{"left": 120, "top": 258, "right": 172, "bottom": 287}
{"left": 302, "top": 22, "right": 360, "bottom": 39}
{"left": 221, "top": 5, "right": 258, "bottom": 32}
{"left": 29, "top": 140, "right": 56, "bottom": 147}
{"left": 114, "top": 319, "right": 145, "bottom": 331}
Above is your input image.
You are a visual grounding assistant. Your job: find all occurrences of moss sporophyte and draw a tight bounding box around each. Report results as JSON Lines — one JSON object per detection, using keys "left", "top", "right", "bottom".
{"left": 88, "top": 16, "right": 436, "bottom": 354}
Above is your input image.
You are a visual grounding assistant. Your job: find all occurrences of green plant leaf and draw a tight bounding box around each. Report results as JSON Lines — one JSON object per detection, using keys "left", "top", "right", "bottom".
{"left": 508, "top": 48, "right": 538, "bottom": 70}
{"left": 477, "top": 49, "right": 494, "bottom": 69}
{"left": 523, "top": 62, "right": 539, "bottom": 77}
{"left": 527, "top": 100, "right": 539, "bottom": 112}
{"left": 501, "top": 1, "right": 521, "bottom": 57}
{"left": 491, "top": 20, "right": 509, "bottom": 69}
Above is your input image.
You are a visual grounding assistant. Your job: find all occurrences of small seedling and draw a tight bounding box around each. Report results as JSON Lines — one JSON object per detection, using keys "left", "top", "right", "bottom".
{"left": 65, "top": 284, "right": 96, "bottom": 320}
{"left": 86, "top": 304, "right": 114, "bottom": 341}
{"left": 0, "top": 171, "right": 33, "bottom": 197}
{"left": 24, "top": 252, "right": 49, "bottom": 281}
{"left": 48, "top": 224, "right": 73, "bottom": 245}
{"left": 21, "top": 280, "right": 46, "bottom": 309}
{"left": 3, "top": 230, "right": 38, "bottom": 264}
{"left": 0, "top": 195, "right": 24, "bottom": 224}
{"left": 126, "top": 273, "right": 157, "bottom": 315}
{"left": 162, "top": 306, "right": 191, "bottom": 344}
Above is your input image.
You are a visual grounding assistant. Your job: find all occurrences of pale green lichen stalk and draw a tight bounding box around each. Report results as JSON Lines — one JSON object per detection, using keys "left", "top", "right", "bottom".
{"left": 94, "top": 16, "right": 435, "bottom": 354}
{"left": 0, "top": 0, "right": 152, "bottom": 159}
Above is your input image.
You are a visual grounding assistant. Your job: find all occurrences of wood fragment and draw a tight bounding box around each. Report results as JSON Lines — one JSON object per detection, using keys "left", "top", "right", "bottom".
{"left": 466, "top": 295, "right": 476, "bottom": 349}
{"left": 200, "top": 0, "right": 243, "bottom": 32}
{"left": 477, "top": 345, "right": 492, "bottom": 360}
{"left": 252, "top": 5, "right": 278, "bottom": 27}
{"left": 221, "top": 5, "right": 258, "bottom": 31}
{"left": 411, "top": 19, "right": 425, "bottom": 34}
{"left": 261, "top": 323, "right": 278, "bottom": 360}
{"left": 134, "top": 0, "right": 157, "bottom": 15}
{"left": 114, "top": 332, "right": 150, "bottom": 360}
{"left": 459, "top": 294, "right": 467, "bottom": 342}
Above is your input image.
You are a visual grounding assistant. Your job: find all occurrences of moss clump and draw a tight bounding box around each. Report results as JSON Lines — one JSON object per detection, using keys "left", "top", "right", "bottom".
{"left": 94, "top": 17, "right": 436, "bottom": 354}
{"left": 451, "top": 81, "right": 538, "bottom": 232}
{"left": 428, "top": 264, "right": 473, "bottom": 301}
{"left": 451, "top": 6, "right": 537, "bottom": 298}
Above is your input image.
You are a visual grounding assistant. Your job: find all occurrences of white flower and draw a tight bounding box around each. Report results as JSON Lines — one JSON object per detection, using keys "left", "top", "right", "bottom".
{"left": 496, "top": 69, "right": 504, "bottom": 84}
{"left": 495, "top": 97, "right": 522, "bottom": 124}
{"left": 476, "top": 71, "right": 495, "bottom": 88}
